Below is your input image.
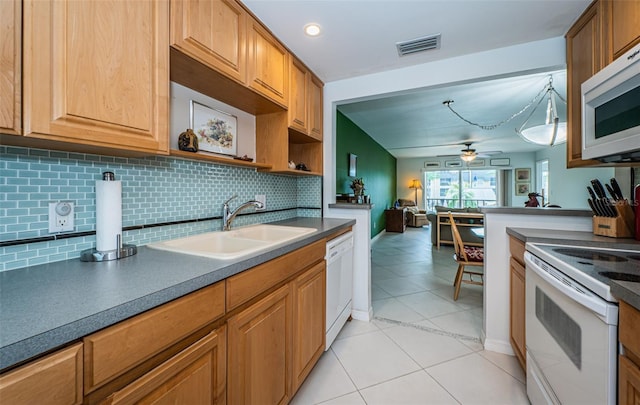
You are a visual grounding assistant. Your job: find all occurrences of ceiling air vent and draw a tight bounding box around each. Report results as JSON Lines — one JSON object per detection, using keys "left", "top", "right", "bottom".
{"left": 396, "top": 34, "right": 441, "bottom": 57}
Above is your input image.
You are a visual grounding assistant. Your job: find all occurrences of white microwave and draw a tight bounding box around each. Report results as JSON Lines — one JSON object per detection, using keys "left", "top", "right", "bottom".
{"left": 582, "top": 44, "right": 640, "bottom": 163}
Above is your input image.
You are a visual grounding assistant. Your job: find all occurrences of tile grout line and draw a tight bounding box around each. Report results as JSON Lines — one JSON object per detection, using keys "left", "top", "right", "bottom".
{"left": 373, "top": 316, "right": 482, "bottom": 343}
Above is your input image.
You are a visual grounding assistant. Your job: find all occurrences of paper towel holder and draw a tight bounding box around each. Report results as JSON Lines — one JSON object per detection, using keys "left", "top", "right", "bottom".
{"left": 81, "top": 233, "right": 137, "bottom": 262}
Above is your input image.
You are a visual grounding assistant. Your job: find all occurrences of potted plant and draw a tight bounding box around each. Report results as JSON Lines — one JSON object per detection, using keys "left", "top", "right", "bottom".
{"left": 350, "top": 178, "right": 365, "bottom": 197}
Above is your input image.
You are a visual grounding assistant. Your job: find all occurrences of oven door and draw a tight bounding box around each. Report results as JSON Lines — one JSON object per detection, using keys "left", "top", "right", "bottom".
{"left": 524, "top": 252, "right": 618, "bottom": 405}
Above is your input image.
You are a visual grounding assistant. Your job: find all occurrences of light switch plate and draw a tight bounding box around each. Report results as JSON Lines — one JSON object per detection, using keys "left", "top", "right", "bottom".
{"left": 255, "top": 194, "right": 266, "bottom": 210}
{"left": 49, "top": 201, "right": 75, "bottom": 233}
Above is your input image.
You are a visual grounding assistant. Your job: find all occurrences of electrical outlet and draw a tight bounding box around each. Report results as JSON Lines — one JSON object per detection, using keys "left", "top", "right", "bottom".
{"left": 255, "top": 194, "right": 266, "bottom": 210}
{"left": 49, "top": 201, "right": 74, "bottom": 233}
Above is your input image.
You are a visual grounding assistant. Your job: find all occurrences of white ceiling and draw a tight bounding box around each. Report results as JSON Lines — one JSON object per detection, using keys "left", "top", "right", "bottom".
{"left": 243, "top": 0, "right": 591, "bottom": 158}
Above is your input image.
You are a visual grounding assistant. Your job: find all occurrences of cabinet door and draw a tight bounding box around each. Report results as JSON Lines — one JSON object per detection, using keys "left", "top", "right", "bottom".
{"left": 509, "top": 257, "right": 526, "bottom": 372}
{"left": 108, "top": 327, "right": 226, "bottom": 405}
{"left": 609, "top": 0, "right": 640, "bottom": 60}
{"left": 23, "top": 0, "right": 169, "bottom": 154}
{"left": 0, "top": 343, "right": 83, "bottom": 405}
{"left": 170, "top": 0, "right": 247, "bottom": 84}
{"left": 228, "top": 284, "right": 292, "bottom": 405}
{"left": 619, "top": 355, "right": 640, "bottom": 405}
{"left": 247, "top": 17, "right": 289, "bottom": 108}
{"left": 308, "top": 74, "right": 323, "bottom": 141}
{"left": 566, "top": 2, "right": 605, "bottom": 168}
{"left": 292, "top": 262, "right": 326, "bottom": 392}
{"left": 288, "top": 57, "right": 309, "bottom": 134}
{"left": 0, "top": 0, "right": 20, "bottom": 135}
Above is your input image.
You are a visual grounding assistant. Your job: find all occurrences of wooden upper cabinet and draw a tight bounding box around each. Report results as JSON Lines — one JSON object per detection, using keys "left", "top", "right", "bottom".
{"left": 288, "top": 56, "right": 323, "bottom": 141}
{"left": 22, "top": 0, "right": 169, "bottom": 154}
{"left": 309, "top": 74, "right": 323, "bottom": 141}
{"left": 247, "top": 16, "right": 289, "bottom": 108}
{"left": 566, "top": 0, "right": 605, "bottom": 168}
{"left": 0, "top": 343, "right": 83, "bottom": 405}
{"left": 288, "top": 57, "right": 310, "bottom": 135}
{"left": 608, "top": 0, "right": 640, "bottom": 59}
{"left": 0, "top": 0, "right": 21, "bottom": 135}
{"left": 170, "top": 0, "right": 247, "bottom": 85}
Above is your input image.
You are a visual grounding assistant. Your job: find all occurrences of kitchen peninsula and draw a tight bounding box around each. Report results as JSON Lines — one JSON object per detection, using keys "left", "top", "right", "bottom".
{"left": 480, "top": 207, "right": 594, "bottom": 354}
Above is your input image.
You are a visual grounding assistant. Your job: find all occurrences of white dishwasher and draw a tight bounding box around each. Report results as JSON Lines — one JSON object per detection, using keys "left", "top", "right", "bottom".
{"left": 325, "top": 231, "right": 354, "bottom": 350}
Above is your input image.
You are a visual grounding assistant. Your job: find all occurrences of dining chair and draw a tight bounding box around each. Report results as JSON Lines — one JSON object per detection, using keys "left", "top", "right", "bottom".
{"left": 448, "top": 212, "right": 484, "bottom": 300}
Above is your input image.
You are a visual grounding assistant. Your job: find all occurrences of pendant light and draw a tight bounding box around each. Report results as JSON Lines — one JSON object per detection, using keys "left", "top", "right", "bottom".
{"left": 516, "top": 76, "right": 567, "bottom": 146}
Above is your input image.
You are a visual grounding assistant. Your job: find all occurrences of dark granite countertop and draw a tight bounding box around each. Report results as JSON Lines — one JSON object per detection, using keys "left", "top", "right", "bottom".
{"left": 0, "top": 217, "right": 355, "bottom": 372}
{"left": 506, "top": 227, "right": 640, "bottom": 311}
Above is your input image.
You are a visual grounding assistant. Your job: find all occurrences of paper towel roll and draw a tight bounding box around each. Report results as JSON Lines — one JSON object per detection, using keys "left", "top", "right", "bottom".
{"left": 96, "top": 180, "right": 122, "bottom": 252}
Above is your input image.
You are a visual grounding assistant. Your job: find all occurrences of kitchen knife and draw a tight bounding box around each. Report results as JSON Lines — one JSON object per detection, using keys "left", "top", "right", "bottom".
{"left": 587, "top": 198, "right": 598, "bottom": 216}
{"left": 610, "top": 178, "right": 625, "bottom": 200}
{"left": 591, "top": 180, "right": 616, "bottom": 216}
{"left": 591, "top": 179, "right": 607, "bottom": 199}
{"left": 588, "top": 187, "right": 605, "bottom": 216}
{"left": 605, "top": 184, "right": 618, "bottom": 201}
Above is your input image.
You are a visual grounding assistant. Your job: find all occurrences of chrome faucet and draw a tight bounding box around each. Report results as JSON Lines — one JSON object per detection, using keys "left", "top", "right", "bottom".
{"left": 222, "top": 195, "right": 264, "bottom": 231}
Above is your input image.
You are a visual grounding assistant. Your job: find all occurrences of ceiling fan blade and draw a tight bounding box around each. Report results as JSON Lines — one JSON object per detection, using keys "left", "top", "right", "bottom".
{"left": 387, "top": 140, "right": 482, "bottom": 150}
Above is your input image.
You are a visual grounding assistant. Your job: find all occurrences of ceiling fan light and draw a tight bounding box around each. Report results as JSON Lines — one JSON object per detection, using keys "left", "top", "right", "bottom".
{"left": 460, "top": 154, "right": 476, "bottom": 162}
{"left": 520, "top": 122, "right": 567, "bottom": 146}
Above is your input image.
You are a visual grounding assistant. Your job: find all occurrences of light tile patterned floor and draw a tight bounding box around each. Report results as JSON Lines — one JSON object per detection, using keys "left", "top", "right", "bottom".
{"left": 291, "top": 226, "right": 527, "bottom": 404}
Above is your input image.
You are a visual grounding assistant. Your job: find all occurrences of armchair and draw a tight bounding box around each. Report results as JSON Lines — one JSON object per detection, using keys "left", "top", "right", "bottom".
{"left": 397, "top": 199, "right": 428, "bottom": 227}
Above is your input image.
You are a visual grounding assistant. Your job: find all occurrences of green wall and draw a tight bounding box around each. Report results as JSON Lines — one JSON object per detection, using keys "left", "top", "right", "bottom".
{"left": 336, "top": 110, "right": 397, "bottom": 237}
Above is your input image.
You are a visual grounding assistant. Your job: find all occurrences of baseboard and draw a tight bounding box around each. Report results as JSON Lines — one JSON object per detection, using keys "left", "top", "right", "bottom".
{"left": 483, "top": 338, "right": 515, "bottom": 356}
{"left": 371, "top": 230, "right": 386, "bottom": 244}
{"left": 351, "top": 306, "right": 373, "bottom": 322}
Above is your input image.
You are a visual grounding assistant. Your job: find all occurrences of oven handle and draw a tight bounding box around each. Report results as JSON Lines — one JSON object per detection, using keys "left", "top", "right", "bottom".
{"left": 524, "top": 251, "right": 612, "bottom": 320}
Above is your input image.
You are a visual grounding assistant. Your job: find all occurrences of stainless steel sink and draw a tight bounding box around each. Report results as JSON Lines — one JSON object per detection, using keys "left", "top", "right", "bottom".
{"left": 146, "top": 224, "right": 317, "bottom": 260}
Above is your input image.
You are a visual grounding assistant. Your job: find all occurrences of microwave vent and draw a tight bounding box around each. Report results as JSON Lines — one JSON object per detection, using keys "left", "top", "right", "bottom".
{"left": 396, "top": 34, "right": 441, "bottom": 56}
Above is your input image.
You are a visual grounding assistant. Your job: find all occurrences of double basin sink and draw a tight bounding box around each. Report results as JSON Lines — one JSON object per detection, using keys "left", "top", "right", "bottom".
{"left": 147, "top": 224, "right": 317, "bottom": 260}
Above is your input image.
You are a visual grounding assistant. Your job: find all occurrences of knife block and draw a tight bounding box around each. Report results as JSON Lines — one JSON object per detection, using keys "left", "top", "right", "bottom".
{"left": 592, "top": 200, "right": 635, "bottom": 238}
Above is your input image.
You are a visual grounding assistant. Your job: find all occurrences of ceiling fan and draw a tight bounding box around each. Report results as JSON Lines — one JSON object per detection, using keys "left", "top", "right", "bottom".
{"left": 438, "top": 142, "right": 501, "bottom": 162}
{"left": 460, "top": 143, "right": 479, "bottom": 162}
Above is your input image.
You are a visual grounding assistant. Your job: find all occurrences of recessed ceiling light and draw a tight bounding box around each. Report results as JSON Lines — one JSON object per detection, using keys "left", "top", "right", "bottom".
{"left": 304, "top": 23, "right": 321, "bottom": 37}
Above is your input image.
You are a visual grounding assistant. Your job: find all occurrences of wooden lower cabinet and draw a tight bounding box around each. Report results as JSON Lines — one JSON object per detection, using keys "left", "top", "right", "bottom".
{"left": 106, "top": 327, "right": 226, "bottom": 405}
{"left": 0, "top": 342, "right": 83, "bottom": 405}
{"left": 619, "top": 300, "right": 640, "bottom": 405}
{"left": 1, "top": 237, "right": 334, "bottom": 405}
{"left": 509, "top": 257, "right": 526, "bottom": 371}
{"left": 292, "top": 262, "right": 326, "bottom": 392}
{"left": 509, "top": 236, "right": 526, "bottom": 372}
{"left": 228, "top": 284, "right": 292, "bottom": 405}
{"left": 619, "top": 355, "right": 640, "bottom": 405}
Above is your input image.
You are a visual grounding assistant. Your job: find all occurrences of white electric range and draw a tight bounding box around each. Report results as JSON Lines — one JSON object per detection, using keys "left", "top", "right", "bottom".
{"left": 524, "top": 242, "right": 640, "bottom": 405}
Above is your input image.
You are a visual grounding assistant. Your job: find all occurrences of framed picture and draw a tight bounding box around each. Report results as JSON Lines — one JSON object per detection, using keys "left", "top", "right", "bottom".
{"left": 190, "top": 100, "right": 237, "bottom": 156}
{"left": 516, "top": 182, "right": 530, "bottom": 196}
{"left": 468, "top": 159, "right": 485, "bottom": 167}
{"left": 515, "top": 168, "right": 531, "bottom": 182}
{"left": 490, "top": 158, "right": 510, "bottom": 166}
{"left": 348, "top": 153, "right": 357, "bottom": 177}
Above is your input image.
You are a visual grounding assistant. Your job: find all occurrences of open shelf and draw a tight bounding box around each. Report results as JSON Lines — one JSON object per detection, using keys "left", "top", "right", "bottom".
{"left": 170, "top": 149, "right": 272, "bottom": 170}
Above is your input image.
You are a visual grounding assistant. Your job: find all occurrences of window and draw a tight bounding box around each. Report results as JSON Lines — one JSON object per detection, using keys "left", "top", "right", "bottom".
{"left": 536, "top": 160, "right": 549, "bottom": 205}
{"left": 424, "top": 169, "right": 498, "bottom": 211}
